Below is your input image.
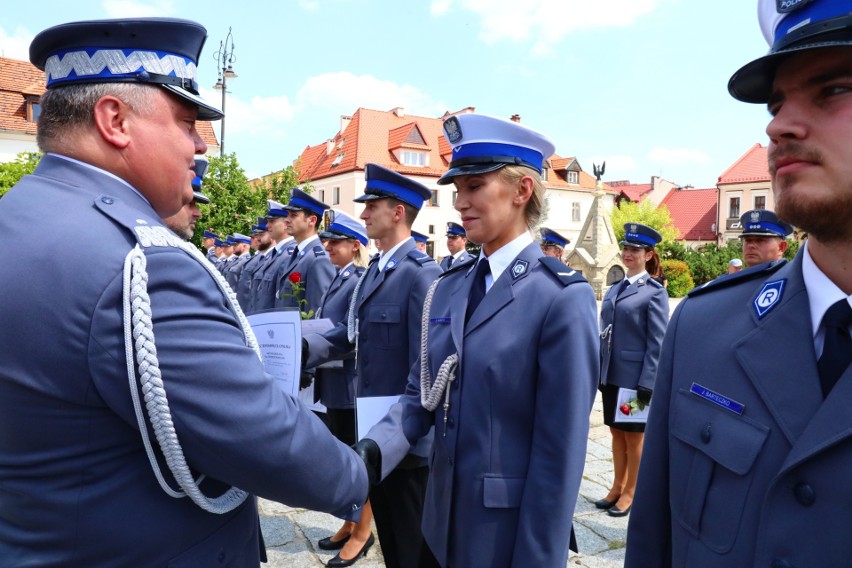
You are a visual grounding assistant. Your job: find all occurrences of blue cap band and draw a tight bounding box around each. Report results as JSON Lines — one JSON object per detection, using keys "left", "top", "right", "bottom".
{"left": 366, "top": 179, "right": 428, "bottom": 208}
{"left": 45, "top": 48, "right": 198, "bottom": 90}
{"left": 774, "top": 1, "right": 852, "bottom": 49}
{"left": 623, "top": 232, "right": 657, "bottom": 247}
{"left": 450, "top": 142, "right": 544, "bottom": 173}
{"left": 327, "top": 222, "right": 368, "bottom": 245}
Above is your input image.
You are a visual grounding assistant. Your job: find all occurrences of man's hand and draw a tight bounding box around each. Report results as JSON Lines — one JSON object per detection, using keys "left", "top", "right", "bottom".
{"left": 353, "top": 439, "right": 381, "bottom": 486}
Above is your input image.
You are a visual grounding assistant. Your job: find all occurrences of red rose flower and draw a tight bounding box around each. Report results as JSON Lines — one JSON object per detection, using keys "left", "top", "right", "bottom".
{"left": 620, "top": 403, "right": 631, "bottom": 415}
{"left": 289, "top": 272, "right": 302, "bottom": 284}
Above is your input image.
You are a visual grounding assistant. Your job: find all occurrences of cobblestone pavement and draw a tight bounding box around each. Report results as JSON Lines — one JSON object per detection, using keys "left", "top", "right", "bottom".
{"left": 259, "top": 395, "right": 626, "bottom": 568}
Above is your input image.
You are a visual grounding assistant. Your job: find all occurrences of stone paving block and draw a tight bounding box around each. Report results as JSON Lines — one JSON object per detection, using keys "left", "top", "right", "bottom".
{"left": 265, "top": 543, "right": 321, "bottom": 568}
{"left": 574, "top": 511, "right": 630, "bottom": 545}
{"left": 570, "top": 547, "right": 627, "bottom": 568}
{"left": 572, "top": 519, "right": 611, "bottom": 556}
{"left": 260, "top": 514, "right": 296, "bottom": 547}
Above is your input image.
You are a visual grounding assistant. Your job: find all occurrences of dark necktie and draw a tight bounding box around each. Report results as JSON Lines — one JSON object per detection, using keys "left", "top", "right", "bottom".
{"left": 465, "top": 258, "right": 490, "bottom": 324}
{"left": 446, "top": 256, "right": 454, "bottom": 269}
{"left": 617, "top": 279, "right": 630, "bottom": 296}
{"left": 818, "top": 299, "right": 852, "bottom": 397}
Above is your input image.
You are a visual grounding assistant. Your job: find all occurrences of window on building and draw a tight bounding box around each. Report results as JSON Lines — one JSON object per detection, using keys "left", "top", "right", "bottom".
{"left": 729, "top": 197, "right": 740, "bottom": 218}
{"left": 567, "top": 171, "right": 579, "bottom": 184}
{"left": 26, "top": 98, "right": 40, "bottom": 122}
{"left": 333, "top": 187, "right": 340, "bottom": 205}
{"left": 428, "top": 224, "right": 435, "bottom": 234}
{"left": 429, "top": 190, "right": 439, "bottom": 206}
{"left": 572, "top": 202, "right": 581, "bottom": 222}
{"left": 754, "top": 195, "right": 766, "bottom": 210}
{"left": 331, "top": 154, "right": 344, "bottom": 167}
{"left": 318, "top": 189, "right": 325, "bottom": 203}
{"left": 401, "top": 150, "right": 428, "bottom": 167}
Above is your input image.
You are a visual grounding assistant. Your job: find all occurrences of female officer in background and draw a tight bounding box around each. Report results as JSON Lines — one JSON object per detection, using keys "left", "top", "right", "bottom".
{"left": 355, "top": 113, "right": 599, "bottom": 567}
{"left": 309, "top": 210, "right": 375, "bottom": 567}
{"left": 597, "top": 223, "right": 669, "bottom": 517}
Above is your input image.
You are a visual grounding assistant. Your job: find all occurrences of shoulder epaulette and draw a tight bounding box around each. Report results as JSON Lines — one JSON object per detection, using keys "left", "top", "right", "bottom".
{"left": 93, "top": 193, "right": 182, "bottom": 248}
{"left": 645, "top": 277, "right": 664, "bottom": 289}
{"left": 688, "top": 259, "right": 787, "bottom": 297}
{"left": 538, "top": 257, "right": 588, "bottom": 286}
{"left": 312, "top": 244, "right": 326, "bottom": 257}
{"left": 407, "top": 249, "right": 438, "bottom": 266}
{"left": 439, "top": 257, "right": 477, "bottom": 278}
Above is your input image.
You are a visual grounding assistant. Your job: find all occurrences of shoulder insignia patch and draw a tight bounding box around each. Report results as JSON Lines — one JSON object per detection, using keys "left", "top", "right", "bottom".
{"left": 408, "top": 249, "right": 437, "bottom": 266}
{"left": 688, "top": 259, "right": 787, "bottom": 298}
{"left": 753, "top": 279, "right": 786, "bottom": 319}
{"left": 538, "top": 256, "right": 587, "bottom": 286}
{"left": 313, "top": 245, "right": 325, "bottom": 257}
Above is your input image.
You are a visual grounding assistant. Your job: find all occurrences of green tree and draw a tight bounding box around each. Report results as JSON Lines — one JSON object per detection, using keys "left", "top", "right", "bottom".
{"left": 662, "top": 259, "right": 694, "bottom": 298}
{"left": 611, "top": 199, "right": 679, "bottom": 243}
{"left": 0, "top": 152, "right": 42, "bottom": 199}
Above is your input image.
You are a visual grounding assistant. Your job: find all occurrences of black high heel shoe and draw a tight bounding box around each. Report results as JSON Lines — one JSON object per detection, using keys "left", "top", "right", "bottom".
{"left": 318, "top": 534, "right": 350, "bottom": 551}
{"left": 326, "top": 534, "right": 375, "bottom": 567}
{"left": 594, "top": 496, "right": 620, "bottom": 510}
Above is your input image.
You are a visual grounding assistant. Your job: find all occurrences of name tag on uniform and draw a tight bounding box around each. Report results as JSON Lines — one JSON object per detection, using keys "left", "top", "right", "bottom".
{"left": 690, "top": 383, "right": 745, "bottom": 415}
{"left": 430, "top": 317, "right": 451, "bottom": 324}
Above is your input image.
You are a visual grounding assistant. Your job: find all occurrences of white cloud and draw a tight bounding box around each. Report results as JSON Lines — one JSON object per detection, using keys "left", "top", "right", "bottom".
{"left": 199, "top": 87, "right": 296, "bottom": 139}
{"left": 587, "top": 154, "right": 638, "bottom": 180}
{"left": 101, "top": 0, "right": 176, "bottom": 17}
{"left": 0, "top": 25, "right": 34, "bottom": 60}
{"left": 647, "top": 146, "right": 711, "bottom": 165}
{"left": 299, "top": 0, "right": 321, "bottom": 10}
{"left": 430, "top": 0, "right": 452, "bottom": 16}
{"left": 442, "top": 0, "right": 662, "bottom": 54}
{"left": 294, "top": 72, "right": 447, "bottom": 118}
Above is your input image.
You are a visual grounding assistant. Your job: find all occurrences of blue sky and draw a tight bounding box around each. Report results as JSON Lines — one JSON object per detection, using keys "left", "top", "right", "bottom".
{"left": 1, "top": 0, "right": 772, "bottom": 187}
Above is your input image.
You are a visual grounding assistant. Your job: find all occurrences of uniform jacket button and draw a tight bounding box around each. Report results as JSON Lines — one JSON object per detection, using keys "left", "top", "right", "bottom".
{"left": 217, "top": 551, "right": 226, "bottom": 563}
{"left": 701, "top": 423, "right": 712, "bottom": 443}
{"left": 100, "top": 196, "right": 114, "bottom": 205}
{"left": 793, "top": 482, "right": 815, "bottom": 506}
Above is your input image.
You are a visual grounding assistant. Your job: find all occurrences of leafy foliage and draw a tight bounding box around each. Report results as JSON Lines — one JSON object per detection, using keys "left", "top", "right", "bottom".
{"left": 0, "top": 152, "right": 42, "bottom": 199}
{"left": 661, "top": 259, "right": 694, "bottom": 298}
{"left": 611, "top": 199, "right": 680, "bottom": 243}
{"left": 190, "top": 154, "right": 304, "bottom": 249}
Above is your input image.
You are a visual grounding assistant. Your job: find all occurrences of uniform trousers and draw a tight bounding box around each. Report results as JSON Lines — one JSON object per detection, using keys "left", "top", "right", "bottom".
{"left": 369, "top": 465, "right": 440, "bottom": 568}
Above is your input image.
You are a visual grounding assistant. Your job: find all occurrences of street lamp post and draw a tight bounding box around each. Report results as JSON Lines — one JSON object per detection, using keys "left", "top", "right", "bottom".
{"left": 213, "top": 28, "right": 237, "bottom": 156}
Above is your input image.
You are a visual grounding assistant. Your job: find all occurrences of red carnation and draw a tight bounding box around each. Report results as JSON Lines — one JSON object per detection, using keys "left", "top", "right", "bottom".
{"left": 289, "top": 272, "right": 302, "bottom": 284}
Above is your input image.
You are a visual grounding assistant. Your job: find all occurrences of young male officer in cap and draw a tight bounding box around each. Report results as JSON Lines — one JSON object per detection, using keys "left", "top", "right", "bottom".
{"left": 626, "top": 2, "right": 852, "bottom": 566}
{"left": 304, "top": 163, "right": 443, "bottom": 568}
{"left": 739, "top": 208, "right": 793, "bottom": 267}
{"left": 236, "top": 218, "right": 273, "bottom": 312}
{"left": 163, "top": 157, "right": 210, "bottom": 241}
{"left": 439, "top": 221, "right": 473, "bottom": 270}
{"left": 274, "top": 188, "right": 335, "bottom": 315}
{"left": 203, "top": 230, "right": 218, "bottom": 260}
{"left": 249, "top": 199, "right": 296, "bottom": 313}
{"left": 0, "top": 18, "right": 367, "bottom": 566}
{"left": 540, "top": 226, "right": 570, "bottom": 263}
{"left": 224, "top": 233, "right": 253, "bottom": 289}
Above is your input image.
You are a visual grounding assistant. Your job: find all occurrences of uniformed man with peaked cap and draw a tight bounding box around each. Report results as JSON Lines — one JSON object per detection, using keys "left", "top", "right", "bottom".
{"left": 627, "top": 2, "right": 852, "bottom": 566}
{"left": 739, "top": 208, "right": 794, "bottom": 267}
{"left": 540, "top": 226, "right": 570, "bottom": 261}
{"left": 439, "top": 222, "right": 473, "bottom": 271}
{"left": 0, "top": 18, "right": 367, "bottom": 566}
{"left": 249, "top": 198, "right": 296, "bottom": 313}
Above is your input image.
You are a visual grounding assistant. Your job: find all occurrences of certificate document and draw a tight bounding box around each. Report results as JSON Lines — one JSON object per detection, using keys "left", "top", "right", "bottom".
{"left": 613, "top": 387, "right": 651, "bottom": 424}
{"left": 356, "top": 395, "right": 401, "bottom": 440}
{"left": 247, "top": 309, "right": 301, "bottom": 398}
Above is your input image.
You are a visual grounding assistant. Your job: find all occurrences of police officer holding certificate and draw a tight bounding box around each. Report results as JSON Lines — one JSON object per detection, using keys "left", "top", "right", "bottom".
{"left": 0, "top": 18, "right": 367, "bottom": 566}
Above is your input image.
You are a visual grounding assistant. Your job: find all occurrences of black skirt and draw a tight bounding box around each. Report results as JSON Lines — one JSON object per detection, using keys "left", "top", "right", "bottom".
{"left": 601, "top": 383, "right": 646, "bottom": 433}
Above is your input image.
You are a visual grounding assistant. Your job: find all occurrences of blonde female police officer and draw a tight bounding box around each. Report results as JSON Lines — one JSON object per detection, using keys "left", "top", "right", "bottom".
{"left": 354, "top": 113, "right": 599, "bottom": 567}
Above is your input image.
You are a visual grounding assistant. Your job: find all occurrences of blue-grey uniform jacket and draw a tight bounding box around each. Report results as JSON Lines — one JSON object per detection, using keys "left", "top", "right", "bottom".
{"left": 235, "top": 251, "right": 269, "bottom": 312}
{"left": 599, "top": 275, "right": 669, "bottom": 390}
{"left": 0, "top": 155, "right": 367, "bottom": 566}
{"left": 311, "top": 264, "right": 365, "bottom": 409}
{"left": 366, "top": 244, "right": 599, "bottom": 567}
{"left": 249, "top": 239, "right": 295, "bottom": 314}
{"left": 439, "top": 249, "right": 474, "bottom": 272}
{"left": 224, "top": 252, "right": 252, "bottom": 290}
{"left": 305, "top": 238, "right": 442, "bottom": 459}
{"left": 624, "top": 253, "right": 852, "bottom": 567}
{"left": 273, "top": 238, "right": 335, "bottom": 315}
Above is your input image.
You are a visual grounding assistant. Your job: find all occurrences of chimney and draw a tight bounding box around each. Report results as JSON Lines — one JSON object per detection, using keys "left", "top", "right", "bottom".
{"left": 391, "top": 107, "right": 405, "bottom": 118}
{"left": 340, "top": 115, "right": 352, "bottom": 133}
{"left": 326, "top": 139, "right": 335, "bottom": 155}
{"left": 510, "top": 114, "right": 521, "bottom": 123}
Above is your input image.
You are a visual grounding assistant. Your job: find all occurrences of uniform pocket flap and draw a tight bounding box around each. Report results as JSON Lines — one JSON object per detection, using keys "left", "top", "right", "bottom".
{"left": 671, "top": 389, "right": 769, "bottom": 475}
{"left": 366, "top": 304, "right": 400, "bottom": 324}
{"left": 621, "top": 349, "right": 645, "bottom": 362}
{"left": 483, "top": 476, "right": 525, "bottom": 508}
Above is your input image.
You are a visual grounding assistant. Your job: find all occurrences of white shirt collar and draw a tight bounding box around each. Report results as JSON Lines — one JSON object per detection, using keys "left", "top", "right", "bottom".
{"left": 802, "top": 240, "right": 852, "bottom": 352}
{"left": 452, "top": 250, "right": 466, "bottom": 260}
{"left": 477, "top": 231, "right": 534, "bottom": 292}
{"left": 274, "top": 236, "right": 294, "bottom": 253}
{"left": 295, "top": 234, "right": 319, "bottom": 251}
{"left": 627, "top": 271, "right": 648, "bottom": 285}
{"left": 379, "top": 237, "right": 412, "bottom": 271}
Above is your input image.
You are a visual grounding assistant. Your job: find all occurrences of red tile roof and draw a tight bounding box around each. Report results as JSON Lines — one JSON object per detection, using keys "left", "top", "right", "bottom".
{"left": 295, "top": 106, "right": 612, "bottom": 195}
{"left": 606, "top": 180, "right": 653, "bottom": 201}
{"left": 717, "top": 143, "right": 769, "bottom": 184}
{"left": 0, "top": 56, "right": 218, "bottom": 147}
{"left": 660, "top": 187, "right": 718, "bottom": 241}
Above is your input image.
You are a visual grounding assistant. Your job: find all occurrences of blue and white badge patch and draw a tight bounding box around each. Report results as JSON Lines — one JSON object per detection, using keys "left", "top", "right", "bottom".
{"left": 386, "top": 258, "right": 398, "bottom": 271}
{"left": 444, "top": 116, "right": 462, "bottom": 144}
{"left": 342, "top": 269, "right": 351, "bottom": 278}
{"left": 511, "top": 259, "right": 528, "bottom": 279}
{"left": 690, "top": 383, "right": 745, "bottom": 415}
{"left": 777, "top": 0, "right": 812, "bottom": 14}
{"left": 753, "top": 279, "right": 786, "bottom": 319}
